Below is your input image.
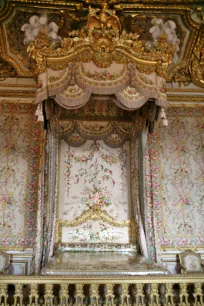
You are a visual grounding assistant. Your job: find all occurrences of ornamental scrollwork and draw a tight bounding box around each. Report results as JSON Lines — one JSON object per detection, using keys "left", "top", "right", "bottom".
{"left": 27, "top": 3, "right": 177, "bottom": 78}
{"left": 27, "top": 29, "right": 51, "bottom": 74}
{"left": 0, "top": 58, "right": 17, "bottom": 79}
{"left": 191, "top": 25, "right": 204, "bottom": 88}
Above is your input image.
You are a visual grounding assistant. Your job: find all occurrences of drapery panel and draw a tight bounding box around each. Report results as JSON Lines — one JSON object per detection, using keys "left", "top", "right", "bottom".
{"left": 34, "top": 128, "right": 58, "bottom": 273}
{"left": 143, "top": 133, "right": 157, "bottom": 262}
{"left": 130, "top": 132, "right": 149, "bottom": 258}
{"left": 34, "top": 131, "right": 46, "bottom": 274}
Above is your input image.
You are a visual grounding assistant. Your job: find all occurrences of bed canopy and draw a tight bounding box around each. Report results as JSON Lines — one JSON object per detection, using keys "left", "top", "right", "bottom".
{"left": 27, "top": 2, "right": 176, "bottom": 127}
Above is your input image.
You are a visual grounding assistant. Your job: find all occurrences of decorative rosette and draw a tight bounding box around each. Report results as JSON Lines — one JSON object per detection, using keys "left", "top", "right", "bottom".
{"left": 36, "top": 71, "right": 49, "bottom": 103}
{"left": 85, "top": 186, "right": 111, "bottom": 210}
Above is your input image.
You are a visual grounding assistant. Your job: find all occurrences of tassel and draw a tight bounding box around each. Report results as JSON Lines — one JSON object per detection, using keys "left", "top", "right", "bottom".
{"left": 160, "top": 107, "right": 166, "bottom": 119}
{"left": 35, "top": 109, "right": 40, "bottom": 116}
{"left": 162, "top": 118, "right": 168, "bottom": 127}
{"left": 35, "top": 103, "right": 44, "bottom": 122}
{"left": 159, "top": 107, "right": 168, "bottom": 127}
{"left": 38, "top": 114, "right": 44, "bottom": 122}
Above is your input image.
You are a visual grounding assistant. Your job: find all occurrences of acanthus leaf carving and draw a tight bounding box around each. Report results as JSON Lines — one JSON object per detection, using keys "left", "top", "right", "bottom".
{"left": 191, "top": 25, "right": 204, "bottom": 88}
{"left": 27, "top": 3, "right": 177, "bottom": 78}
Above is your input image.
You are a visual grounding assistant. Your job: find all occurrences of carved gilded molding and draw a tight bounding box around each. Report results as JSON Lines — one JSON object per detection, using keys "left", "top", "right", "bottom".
{"left": 56, "top": 209, "right": 136, "bottom": 245}
{"left": 0, "top": 83, "right": 36, "bottom": 88}
{"left": 27, "top": 30, "right": 175, "bottom": 79}
{"left": 58, "top": 209, "right": 131, "bottom": 228}
{"left": 0, "top": 273, "right": 203, "bottom": 282}
{"left": 0, "top": 99, "right": 35, "bottom": 104}
{"left": 0, "top": 90, "right": 35, "bottom": 97}
{"left": 167, "top": 88, "right": 204, "bottom": 92}
{"left": 0, "top": 0, "right": 203, "bottom": 86}
{"left": 190, "top": 26, "right": 204, "bottom": 88}
{"left": 167, "top": 95, "right": 204, "bottom": 102}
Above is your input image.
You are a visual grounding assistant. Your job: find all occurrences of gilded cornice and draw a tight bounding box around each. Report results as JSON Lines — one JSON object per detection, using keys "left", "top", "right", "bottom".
{"left": 0, "top": 90, "right": 35, "bottom": 97}
{"left": 0, "top": 83, "right": 35, "bottom": 88}
{"left": 167, "top": 95, "right": 204, "bottom": 102}
{"left": 167, "top": 88, "right": 204, "bottom": 92}
{"left": 0, "top": 99, "right": 35, "bottom": 104}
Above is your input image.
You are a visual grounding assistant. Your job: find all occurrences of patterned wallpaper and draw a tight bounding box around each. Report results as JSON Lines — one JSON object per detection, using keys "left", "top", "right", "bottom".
{"left": 0, "top": 101, "right": 203, "bottom": 258}
{"left": 0, "top": 103, "right": 41, "bottom": 249}
{"left": 144, "top": 107, "right": 204, "bottom": 260}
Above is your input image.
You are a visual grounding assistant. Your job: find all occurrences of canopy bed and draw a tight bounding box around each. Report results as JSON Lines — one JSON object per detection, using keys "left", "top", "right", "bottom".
{"left": 29, "top": 3, "right": 176, "bottom": 275}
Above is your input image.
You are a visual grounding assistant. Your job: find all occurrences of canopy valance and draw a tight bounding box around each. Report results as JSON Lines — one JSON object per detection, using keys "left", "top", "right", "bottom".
{"left": 29, "top": 3, "right": 176, "bottom": 126}
{"left": 36, "top": 61, "right": 167, "bottom": 112}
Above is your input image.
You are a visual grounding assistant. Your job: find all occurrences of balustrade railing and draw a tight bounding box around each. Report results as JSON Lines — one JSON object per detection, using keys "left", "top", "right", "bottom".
{"left": 0, "top": 274, "right": 203, "bottom": 306}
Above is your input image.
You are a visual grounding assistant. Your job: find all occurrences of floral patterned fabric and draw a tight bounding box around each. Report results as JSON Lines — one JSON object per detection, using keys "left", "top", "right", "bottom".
{"left": 75, "top": 63, "right": 130, "bottom": 96}
{"left": 34, "top": 129, "right": 59, "bottom": 273}
{"left": 59, "top": 140, "right": 132, "bottom": 245}
{"left": 0, "top": 103, "right": 41, "bottom": 249}
{"left": 144, "top": 107, "right": 204, "bottom": 261}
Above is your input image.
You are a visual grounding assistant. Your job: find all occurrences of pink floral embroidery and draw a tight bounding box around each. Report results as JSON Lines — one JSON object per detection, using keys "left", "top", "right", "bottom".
{"left": 37, "top": 81, "right": 43, "bottom": 89}
{"left": 145, "top": 109, "right": 204, "bottom": 253}
{"left": 159, "top": 80, "right": 166, "bottom": 93}
{"left": 0, "top": 103, "right": 41, "bottom": 248}
{"left": 82, "top": 66, "right": 124, "bottom": 81}
{"left": 85, "top": 186, "right": 111, "bottom": 210}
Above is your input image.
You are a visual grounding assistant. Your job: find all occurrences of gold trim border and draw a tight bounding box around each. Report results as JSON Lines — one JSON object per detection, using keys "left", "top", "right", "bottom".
{"left": 167, "top": 96, "right": 204, "bottom": 102}
{"left": 56, "top": 209, "right": 136, "bottom": 244}
{"left": 0, "top": 274, "right": 203, "bottom": 282}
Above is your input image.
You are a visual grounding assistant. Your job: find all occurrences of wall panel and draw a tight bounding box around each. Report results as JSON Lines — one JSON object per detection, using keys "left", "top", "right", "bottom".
{"left": 0, "top": 103, "right": 41, "bottom": 249}
{"left": 144, "top": 106, "right": 204, "bottom": 268}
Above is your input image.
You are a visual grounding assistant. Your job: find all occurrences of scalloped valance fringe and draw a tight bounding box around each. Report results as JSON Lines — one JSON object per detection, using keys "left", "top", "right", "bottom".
{"left": 34, "top": 62, "right": 168, "bottom": 122}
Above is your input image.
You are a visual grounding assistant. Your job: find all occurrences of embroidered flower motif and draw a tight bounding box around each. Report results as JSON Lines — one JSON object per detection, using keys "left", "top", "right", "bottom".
{"left": 85, "top": 186, "right": 111, "bottom": 210}
{"left": 124, "top": 86, "right": 137, "bottom": 95}
{"left": 82, "top": 66, "right": 125, "bottom": 81}
{"left": 37, "top": 81, "right": 43, "bottom": 89}
{"left": 159, "top": 80, "right": 166, "bottom": 93}
{"left": 101, "top": 153, "right": 118, "bottom": 164}
{"left": 0, "top": 194, "right": 13, "bottom": 208}
{"left": 49, "top": 71, "right": 65, "bottom": 83}
{"left": 68, "top": 221, "right": 121, "bottom": 242}
{"left": 49, "top": 76, "right": 60, "bottom": 83}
